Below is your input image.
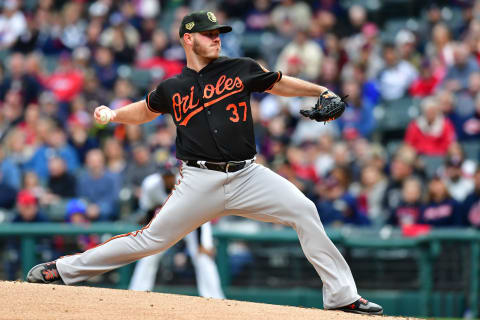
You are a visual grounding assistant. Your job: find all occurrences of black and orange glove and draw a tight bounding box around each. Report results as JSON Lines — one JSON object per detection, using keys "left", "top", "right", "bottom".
{"left": 300, "top": 90, "right": 347, "bottom": 123}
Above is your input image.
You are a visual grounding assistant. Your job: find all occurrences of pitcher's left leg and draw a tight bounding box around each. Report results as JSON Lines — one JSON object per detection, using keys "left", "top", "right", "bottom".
{"left": 225, "top": 164, "right": 359, "bottom": 309}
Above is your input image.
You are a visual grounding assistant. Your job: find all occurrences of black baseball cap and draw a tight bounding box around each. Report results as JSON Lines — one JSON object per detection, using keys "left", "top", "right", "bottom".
{"left": 179, "top": 11, "right": 232, "bottom": 38}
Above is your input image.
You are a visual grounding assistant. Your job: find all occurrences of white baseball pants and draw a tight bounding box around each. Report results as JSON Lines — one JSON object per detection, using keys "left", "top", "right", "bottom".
{"left": 56, "top": 163, "right": 359, "bottom": 309}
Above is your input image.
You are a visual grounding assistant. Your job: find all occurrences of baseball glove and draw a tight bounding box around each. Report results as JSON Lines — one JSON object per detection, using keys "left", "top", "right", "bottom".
{"left": 300, "top": 90, "right": 348, "bottom": 123}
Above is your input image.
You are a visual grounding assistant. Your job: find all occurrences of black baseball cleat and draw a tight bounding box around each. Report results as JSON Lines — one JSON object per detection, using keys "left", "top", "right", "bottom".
{"left": 333, "top": 297, "right": 383, "bottom": 315}
{"left": 27, "top": 261, "right": 64, "bottom": 284}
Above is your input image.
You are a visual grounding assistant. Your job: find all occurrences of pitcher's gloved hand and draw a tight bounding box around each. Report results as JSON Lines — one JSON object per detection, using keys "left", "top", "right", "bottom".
{"left": 300, "top": 90, "right": 348, "bottom": 123}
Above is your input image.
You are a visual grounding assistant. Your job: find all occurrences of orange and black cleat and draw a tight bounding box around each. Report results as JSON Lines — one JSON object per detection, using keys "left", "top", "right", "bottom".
{"left": 27, "top": 261, "right": 64, "bottom": 284}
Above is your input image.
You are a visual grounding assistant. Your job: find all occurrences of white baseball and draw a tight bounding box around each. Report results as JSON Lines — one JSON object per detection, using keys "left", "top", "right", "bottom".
{"left": 99, "top": 109, "right": 111, "bottom": 124}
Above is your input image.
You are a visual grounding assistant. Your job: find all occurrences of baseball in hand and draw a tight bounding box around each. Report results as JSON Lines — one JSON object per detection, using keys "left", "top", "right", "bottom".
{"left": 99, "top": 109, "right": 112, "bottom": 124}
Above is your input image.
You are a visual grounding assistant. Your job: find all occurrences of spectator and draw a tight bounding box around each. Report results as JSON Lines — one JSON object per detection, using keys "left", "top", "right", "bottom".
{"left": 409, "top": 59, "right": 441, "bottom": 97}
{"left": 122, "top": 124, "right": 146, "bottom": 153}
{"left": 103, "top": 137, "right": 127, "bottom": 176}
{"left": 85, "top": 19, "right": 103, "bottom": 53}
{"left": 38, "top": 91, "right": 61, "bottom": 122}
{"left": 72, "top": 46, "right": 92, "bottom": 71}
{"left": 461, "top": 93, "right": 480, "bottom": 141}
{"left": 46, "top": 156, "right": 76, "bottom": 199}
{"left": 317, "top": 56, "right": 341, "bottom": 94}
{"left": 109, "top": 78, "right": 135, "bottom": 111}
{"left": 0, "top": 147, "right": 20, "bottom": 209}
{"left": 93, "top": 46, "right": 118, "bottom": 90}
{"left": 443, "top": 155, "right": 474, "bottom": 202}
{"left": 387, "top": 177, "right": 423, "bottom": 227}
{"left": 2, "top": 90, "right": 24, "bottom": 130}
{"left": 336, "top": 80, "right": 375, "bottom": 139}
{"left": 124, "top": 144, "right": 157, "bottom": 209}
{"left": 82, "top": 71, "right": 110, "bottom": 112}
{"left": 291, "top": 142, "right": 319, "bottom": 182}
{"left": 64, "top": 199, "right": 99, "bottom": 252}
{"left": 396, "top": 29, "right": 421, "bottom": 70}
{"left": 100, "top": 12, "right": 140, "bottom": 55}
{"left": 349, "top": 62, "right": 380, "bottom": 106}
{"left": 17, "top": 103, "right": 41, "bottom": 147}
{"left": 0, "top": 0, "right": 27, "bottom": 49}
{"left": 100, "top": 13, "right": 139, "bottom": 65}
{"left": 357, "top": 164, "right": 387, "bottom": 224}
{"left": 462, "top": 167, "right": 480, "bottom": 227}
{"left": 345, "top": 22, "right": 383, "bottom": 80}
{"left": 313, "top": 134, "right": 335, "bottom": 178}
{"left": 382, "top": 145, "right": 418, "bottom": 213}
{"left": 43, "top": 52, "right": 84, "bottom": 105}
{"left": 0, "top": 53, "right": 42, "bottom": 107}
{"left": 244, "top": 0, "right": 273, "bottom": 33}
{"left": 271, "top": 0, "right": 312, "bottom": 36}
{"left": 5, "top": 189, "right": 49, "bottom": 279}
{"left": 436, "top": 89, "right": 465, "bottom": 140}
{"left": 0, "top": 146, "right": 21, "bottom": 191}
{"left": 25, "top": 126, "right": 80, "bottom": 183}
{"left": 442, "top": 42, "right": 480, "bottom": 93}
{"left": 343, "top": 4, "right": 367, "bottom": 38}
{"left": 275, "top": 28, "right": 323, "bottom": 81}
{"left": 377, "top": 43, "right": 418, "bottom": 101}
{"left": 67, "top": 96, "right": 99, "bottom": 164}
{"left": 76, "top": 149, "right": 119, "bottom": 221}
{"left": 59, "top": 2, "right": 87, "bottom": 50}
{"left": 405, "top": 96, "right": 456, "bottom": 156}
{"left": 446, "top": 142, "right": 477, "bottom": 177}
{"left": 38, "top": 155, "right": 76, "bottom": 220}
{"left": 418, "top": 4, "right": 444, "bottom": 47}
{"left": 425, "top": 23, "right": 455, "bottom": 72}
{"left": 316, "top": 167, "right": 370, "bottom": 227}
{"left": 11, "top": 14, "right": 40, "bottom": 54}
{"left": 420, "top": 176, "right": 461, "bottom": 227}
{"left": 453, "top": 72, "right": 480, "bottom": 119}
{"left": 22, "top": 170, "right": 46, "bottom": 202}
{"left": 136, "top": 29, "right": 184, "bottom": 80}
{"left": 4, "top": 128, "right": 32, "bottom": 170}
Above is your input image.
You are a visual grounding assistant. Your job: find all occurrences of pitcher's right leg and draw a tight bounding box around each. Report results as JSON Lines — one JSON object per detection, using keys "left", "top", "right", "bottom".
{"left": 42, "top": 166, "right": 227, "bottom": 285}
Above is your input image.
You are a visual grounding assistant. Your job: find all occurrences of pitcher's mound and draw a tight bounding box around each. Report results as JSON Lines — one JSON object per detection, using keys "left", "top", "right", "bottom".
{"left": 0, "top": 281, "right": 413, "bottom": 320}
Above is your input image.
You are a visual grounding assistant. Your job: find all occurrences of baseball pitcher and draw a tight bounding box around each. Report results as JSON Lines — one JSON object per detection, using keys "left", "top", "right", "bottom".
{"left": 28, "top": 11, "right": 382, "bottom": 315}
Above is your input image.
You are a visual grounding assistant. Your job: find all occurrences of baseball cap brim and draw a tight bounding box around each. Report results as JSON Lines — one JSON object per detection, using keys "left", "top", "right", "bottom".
{"left": 196, "top": 25, "right": 232, "bottom": 34}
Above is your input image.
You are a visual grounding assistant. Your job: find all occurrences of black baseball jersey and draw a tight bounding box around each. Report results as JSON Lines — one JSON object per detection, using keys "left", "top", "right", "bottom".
{"left": 146, "top": 57, "right": 282, "bottom": 162}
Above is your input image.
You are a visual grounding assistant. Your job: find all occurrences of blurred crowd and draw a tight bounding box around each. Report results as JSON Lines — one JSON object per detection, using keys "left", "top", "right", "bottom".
{"left": 0, "top": 0, "right": 480, "bottom": 251}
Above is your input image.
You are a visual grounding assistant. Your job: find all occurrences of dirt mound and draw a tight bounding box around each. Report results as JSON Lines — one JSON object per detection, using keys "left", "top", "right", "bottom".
{"left": 0, "top": 281, "right": 414, "bottom": 320}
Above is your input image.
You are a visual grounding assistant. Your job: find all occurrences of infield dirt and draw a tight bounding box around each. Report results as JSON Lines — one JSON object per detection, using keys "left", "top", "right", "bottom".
{"left": 0, "top": 281, "right": 417, "bottom": 320}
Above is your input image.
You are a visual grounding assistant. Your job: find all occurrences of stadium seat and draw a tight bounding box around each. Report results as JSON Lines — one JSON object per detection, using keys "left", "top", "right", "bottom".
{"left": 44, "top": 55, "right": 59, "bottom": 73}
{"left": 461, "top": 141, "right": 480, "bottom": 161}
{"left": 377, "top": 97, "right": 419, "bottom": 132}
{"left": 420, "top": 155, "right": 445, "bottom": 178}
{"left": 129, "top": 68, "right": 153, "bottom": 91}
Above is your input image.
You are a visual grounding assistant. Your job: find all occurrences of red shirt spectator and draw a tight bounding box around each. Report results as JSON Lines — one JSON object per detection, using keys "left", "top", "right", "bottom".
{"left": 405, "top": 96, "right": 456, "bottom": 155}
{"left": 43, "top": 54, "right": 84, "bottom": 102}
{"left": 136, "top": 58, "right": 183, "bottom": 80}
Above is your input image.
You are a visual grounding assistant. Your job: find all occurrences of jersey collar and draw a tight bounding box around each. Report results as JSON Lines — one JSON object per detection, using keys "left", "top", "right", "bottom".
{"left": 182, "top": 56, "right": 227, "bottom": 75}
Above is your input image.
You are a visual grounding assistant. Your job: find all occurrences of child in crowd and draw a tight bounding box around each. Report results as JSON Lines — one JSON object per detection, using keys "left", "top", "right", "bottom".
{"left": 388, "top": 177, "right": 423, "bottom": 227}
